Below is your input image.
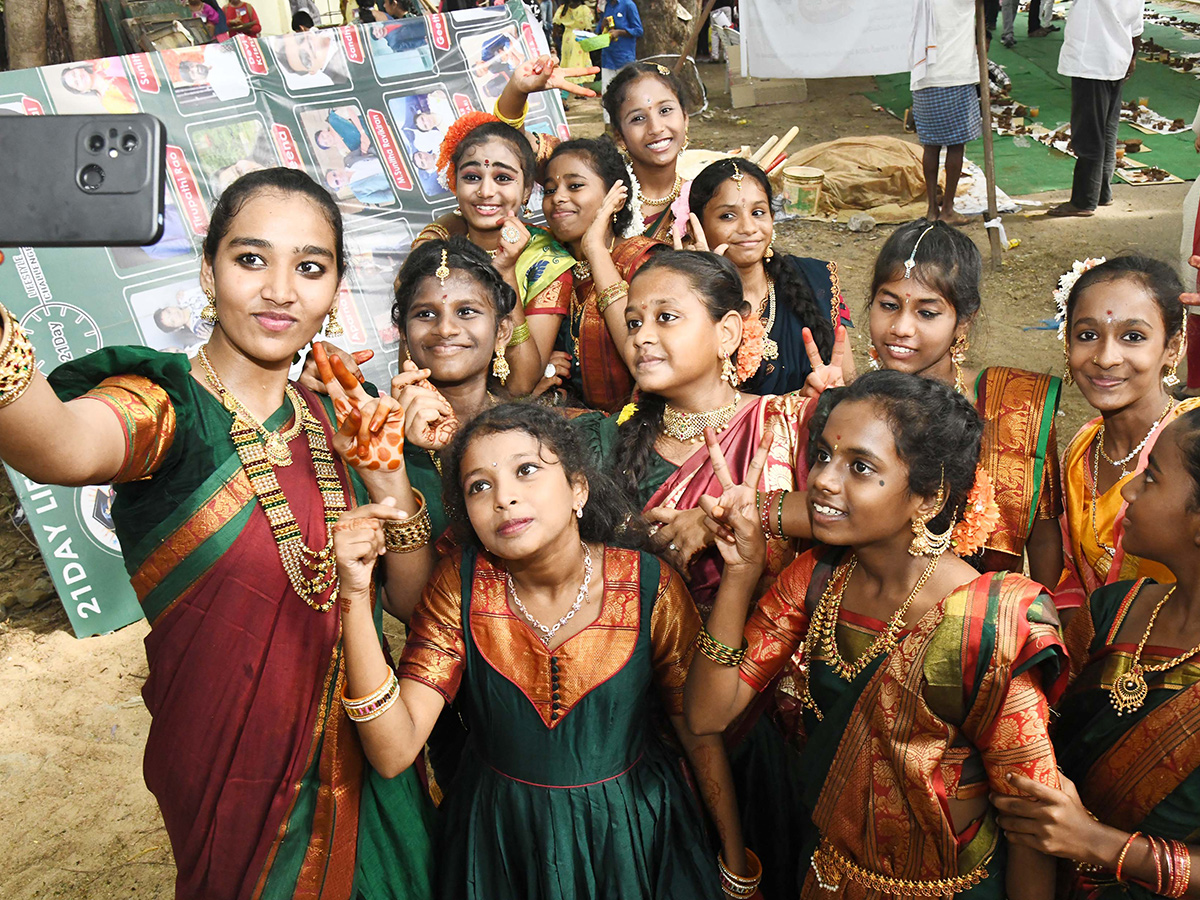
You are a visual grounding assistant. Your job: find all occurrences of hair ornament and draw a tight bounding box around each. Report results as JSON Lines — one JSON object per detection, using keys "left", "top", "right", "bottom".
{"left": 736, "top": 315, "right": 767, "bottom": 384}
{"left": 655, "top": 63, "right": 670, "bottom": 76}
{"left": 950, "top": 467, "right": 1001, "bottom": 557}
{"left": 731, "top": 160, "right": 743, "bottom": 191}
{"left": 436, "top": 111, "right": 501, "bottom": 191}
{"left": 903, "top": 224, "right": 937, "bottom": 279}
{"left": 617, "top": 402, "right": 639, "bottom": 426}
{"left": 435, "top": 249, "right": 450, "bottom": 286}
{"left": 1053, "top": 257, "right": 1107, "bottom": 341}
{"left": 622, "top": 163, "right": 647, "bottom": 239}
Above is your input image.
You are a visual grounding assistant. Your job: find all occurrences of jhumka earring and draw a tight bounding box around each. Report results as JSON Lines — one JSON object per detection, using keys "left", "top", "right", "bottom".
{"left": 201, "top": 288, "right": 218, "bottom": 324}
{"left": 1164, "top": 327, "right": 1187, "bottom": 387}
{"left": 908, "top": 475, "right": 952, "bottom": 557}
{"left": 721, "top": 350, "right": 738, "bottom": 387}
{"left": 452, "top": 207, "right": 463, "bottom": 217}
{"left": 681, "top": 132, "right": 690, "bottom": 153}
{"left": 492, "top": 350, "right": 511, "bottom": 385}
{"left": 325, "top": 304, "right": 343, "bottom": 337}
{"left": 764, "top": 237, "right": 775, "bottom": 261}
{"left": 1063, "top": 341, "right": 1074, "bottom": 386}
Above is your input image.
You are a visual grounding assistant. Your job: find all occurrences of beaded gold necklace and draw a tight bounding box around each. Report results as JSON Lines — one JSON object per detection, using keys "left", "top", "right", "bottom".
{"left": 197, "top": 348, "right": 345, "bottom": 612}
{"left": 662, "top": 393, "right": 740, "bottom": 443}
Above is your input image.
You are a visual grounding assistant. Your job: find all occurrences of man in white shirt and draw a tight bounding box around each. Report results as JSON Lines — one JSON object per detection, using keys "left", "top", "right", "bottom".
{"left": 1048, "top": 0, "right": 1142, "bottom": 216}
{"left": 910, "top": 0, "right": 980, "bottom": 225}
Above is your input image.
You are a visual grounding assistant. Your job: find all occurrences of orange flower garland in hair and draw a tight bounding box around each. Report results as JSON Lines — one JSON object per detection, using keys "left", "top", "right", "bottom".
{"left": 436, "top": 111, "right": 500, "bottom": 190}
{"left": 951, "top": 467, "right": 1001, "bottom": 557}
{"left": 736, "top": 316, "right": 767, "bottom": 384}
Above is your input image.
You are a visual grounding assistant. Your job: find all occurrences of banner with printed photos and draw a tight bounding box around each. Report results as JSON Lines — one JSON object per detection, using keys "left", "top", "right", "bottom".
{"left": 0, "top": 1, "right": 567, "bottom": 637}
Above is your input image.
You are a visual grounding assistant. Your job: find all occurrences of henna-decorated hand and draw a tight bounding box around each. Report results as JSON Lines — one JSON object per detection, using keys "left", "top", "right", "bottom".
{"left": 313, "top": 342, "right": 405, "bottom": 472}
{"left": 391, "top": 359, "right": 459, "bottom": 451}
{"left": 299, "top": 342, "right": 373, "bottom": 395}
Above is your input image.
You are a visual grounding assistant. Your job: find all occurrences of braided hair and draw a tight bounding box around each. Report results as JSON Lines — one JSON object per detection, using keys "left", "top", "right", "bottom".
{"left": 689, "top": 157, "right": 834, "bottom": 360}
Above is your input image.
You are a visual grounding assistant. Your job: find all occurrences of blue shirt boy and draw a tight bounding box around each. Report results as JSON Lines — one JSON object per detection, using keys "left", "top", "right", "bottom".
{"left": 600, "top": 0, "right": 642, "bottom": 70}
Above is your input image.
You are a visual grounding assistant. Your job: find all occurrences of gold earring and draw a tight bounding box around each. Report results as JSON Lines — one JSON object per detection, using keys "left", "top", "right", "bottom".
{"left": 325, "top": 304, "right": 343, "bottom": 337}
{"left": 492, "top": 350, "right": 510, "bottom": 385}
{"left": 452, "top": 207, "right": 463, "bottom": 217}
{"left": 950, "top": 334, "right": 969, "bottom": 366}
{"left": 1063, "top": 342, "right": 1074, "bottom": 386}
{"left": 764, "top": 237, "right": 774, "bottom": 261}
{"left": 721, "top": 350, "right": 738, "bottom": 387}
{"left": 868, "top": 344, "right": 882, "bottom": 371}
{"left": 908, "top": 474, "right": 951, "bottom": 557}
{"left": 681, "top": 134, "right": 690, "bottom": 153}
{"left": 1165, "top": 328, "right": 1187, "bottom": 388}
{"left": 201, "top": 288, "right": 218, "bottom": 324}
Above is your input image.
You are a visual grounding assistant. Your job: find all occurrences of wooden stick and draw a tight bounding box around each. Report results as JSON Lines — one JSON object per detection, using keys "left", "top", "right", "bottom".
{"left": 975, "top": 0, "right": 1002, "bottom": 270}
{"left": 764, "top": 126, "right": 800, "bottom": 170}
{"left": 750, "top": 135, "right": 780, "bottom": 165}
{"left": 675, "top": 0, "right": 720, "bottom": 76}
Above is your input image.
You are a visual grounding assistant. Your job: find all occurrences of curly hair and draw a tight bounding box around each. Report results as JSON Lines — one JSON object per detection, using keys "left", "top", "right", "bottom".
{"left": 807, "top": 369, "right": 984, "bottom": 533}
{"left": 442, "top": 401, "right": 652, "bottom": 551}
{"left": 1064, "top": 254, "right": 1185, "bottom": 342}
{"left": 613, "top": 251, "right": 748, "bottom": 499}
{"left": 546, "top": 137, "right": 634, "bottom": 237}
{"left": 602, "top": 62, "right": 686, "bottom": 137}
{"left": 391, "top": 236, "right": 517, "bottom": 335}
{"left": 204, "top": 166, "right": 346, "bottom": 279}
{"left": 868, "top": 220, "right": 981, "bottom": 326}
{"left": 688, "top": 157, "right": 834, "bottom": 361}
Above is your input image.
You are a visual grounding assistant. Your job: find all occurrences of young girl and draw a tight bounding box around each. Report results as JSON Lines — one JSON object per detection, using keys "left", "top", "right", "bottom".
{"left": 687, "top": 370, "right": 1066, "bottom": 899}
{"left": 332, "top": 403, "right": 758, "bottom": 899}
{"left": 1057, "top": 256, "right": 1198, "bottom": 619}
{"left": 994, "top": 409, "right": 1200, "bottom": 899}
{"left": 864, "top": 220, "right": 1063, "bottom": 586}
{"left": 602, "top": 62, "right": 690, "bottom": 241}
{"left": 0, "top": 168, "right": 433, "bottom": 899}
{"left": 552, "top": 0, "right": 595, "bottom": 79}
{"left": 683, "top": 157, "right": 854, "bottom": 395}
{"left": 537, "top": 136, "right": 664, "bottom": 411}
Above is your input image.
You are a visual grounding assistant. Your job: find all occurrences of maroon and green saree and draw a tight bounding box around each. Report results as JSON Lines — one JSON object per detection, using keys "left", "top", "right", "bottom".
{"left": 50, "top": 346, "right": 434, "bottom": 900}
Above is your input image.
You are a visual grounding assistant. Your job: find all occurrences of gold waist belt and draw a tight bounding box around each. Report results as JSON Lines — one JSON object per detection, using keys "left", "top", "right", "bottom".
{"left": 811, "top": 838, "right": 991, "bottom": 898}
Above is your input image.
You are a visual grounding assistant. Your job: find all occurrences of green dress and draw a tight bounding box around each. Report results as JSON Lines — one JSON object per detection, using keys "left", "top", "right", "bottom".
{"left": 399, "top": 546, "right": 722, "bottom": 900}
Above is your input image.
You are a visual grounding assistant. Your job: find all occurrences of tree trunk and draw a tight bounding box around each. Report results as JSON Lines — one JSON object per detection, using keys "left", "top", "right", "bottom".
{"left": 46, "top": 0, "right": 73, "bottom": 64}
{"left": 63, "top": 0, "right": 102, "bottom": 61}
{"left": 638, "top": 0, "right": 699, "bottom": 59}
{"left": 6, "top": 0, "right": 50, "bottom": 70}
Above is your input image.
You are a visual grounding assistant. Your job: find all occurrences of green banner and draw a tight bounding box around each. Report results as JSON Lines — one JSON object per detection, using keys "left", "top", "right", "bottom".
{"left": 1, "top": 3, "right": 566, "bottom": 636}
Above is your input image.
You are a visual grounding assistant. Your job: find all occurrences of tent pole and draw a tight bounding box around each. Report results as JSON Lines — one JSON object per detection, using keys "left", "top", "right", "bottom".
{"left": 975, "top": 0, "right": 1003, "bottom": 270}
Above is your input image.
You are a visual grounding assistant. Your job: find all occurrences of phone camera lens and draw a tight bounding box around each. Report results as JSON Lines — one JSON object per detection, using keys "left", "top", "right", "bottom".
{"left": 79, "top": 164, "right": 105, "bottom": 191}
{"left": 86, "top": 134, "right": 105, "bottom": 153}
{"left": 121, "top": 132, "right": 139, "bottom": 153}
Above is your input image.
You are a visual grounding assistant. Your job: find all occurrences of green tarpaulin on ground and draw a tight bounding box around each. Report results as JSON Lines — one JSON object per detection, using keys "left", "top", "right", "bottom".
{"left": 865, "top": 5, "right": 1200, "bottom": 196}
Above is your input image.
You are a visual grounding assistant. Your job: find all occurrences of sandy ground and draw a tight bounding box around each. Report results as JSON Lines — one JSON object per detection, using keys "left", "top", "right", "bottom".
{"left": 0, "top": 56, "right": 1195, "bottom": 899}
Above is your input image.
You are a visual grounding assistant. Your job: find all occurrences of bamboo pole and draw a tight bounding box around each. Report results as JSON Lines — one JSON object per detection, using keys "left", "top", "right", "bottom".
{"left": 975, "top": 0, "right": 1003, "bottom": 270}
{"left": 675, "top": 0, "right": 720, "bottom": 77}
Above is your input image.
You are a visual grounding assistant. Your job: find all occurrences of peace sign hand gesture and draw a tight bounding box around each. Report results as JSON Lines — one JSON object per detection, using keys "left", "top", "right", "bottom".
{"left": 801, "top": 324, "right": 849, "bottom": 399}
{"left": 313, "top": 342, "right": 406, "bottom": 472}
{"left": 696, "top": 427, "right": 771, "bottom": 575}
{"left": 672, "top": 212, "right": 729, "bottom": 256}
{"left": 510, "top": 54, "right": 599, "bottom": 98}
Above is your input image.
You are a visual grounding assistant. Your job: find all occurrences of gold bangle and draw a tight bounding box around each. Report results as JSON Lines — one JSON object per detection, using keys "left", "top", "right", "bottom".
{"left": 383, "top": 489, "right": 432, "bottom": 552}
{"left": 507, "top": 321, "right": 532, "bottom": 347}
{"left": 718, "top": 848, "right": 762, "bottom": 897}
{"left": 0, "top": 303, "right": 36, "bottom": 409}
{"left": 696, "top": 627, "right": 747, "bottom": 667}
{"left": 342, "top": 671, "right": 400, "bottom": 721}
{"left": 493, "top": 98, "right": 528, "bottom": 130}
{"left": 595, "top": 280, "right": 629, "bottom": 315}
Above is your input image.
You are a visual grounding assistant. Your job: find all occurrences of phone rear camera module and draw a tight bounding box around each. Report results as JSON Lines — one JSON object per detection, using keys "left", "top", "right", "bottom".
{"left": 121, "top": 132, "right": 139, "bottom": 153}
{"left": 78, "top": 164, "right": 105, "bottom": 192}
{"left": 86, "top": 134, "right": 105, "bottom": 153}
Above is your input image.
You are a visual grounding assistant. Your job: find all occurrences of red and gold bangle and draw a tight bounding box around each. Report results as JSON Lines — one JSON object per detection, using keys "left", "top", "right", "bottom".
{"left": 1153, "top": 835, "right": 1167, "bottom": 895}
{"left": 1167, "top": 839, "right": 1191, "bottom": 898}
{"left": 717, "top": 848, "right": 762, "bottom": 898}
{"left": 342, "top": 671, "right": 399, "bottom": 722}
{"left": 757, "top": 490, "right": 771, "bottom": 536}
{"left": 1115, "top": 831, "right": 1142, "bottom": 883}
{"left": 595, "top": 279, "right": 629, "bottom": 315}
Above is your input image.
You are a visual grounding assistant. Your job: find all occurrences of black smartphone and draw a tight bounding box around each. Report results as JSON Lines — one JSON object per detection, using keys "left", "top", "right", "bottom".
{"left": 0, "top": 113, "right": 166, "bottom": 247}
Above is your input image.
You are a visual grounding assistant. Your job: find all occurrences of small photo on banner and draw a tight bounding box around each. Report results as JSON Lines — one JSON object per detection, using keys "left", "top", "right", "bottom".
{"left": 189, "top": 113, "right": 280, "bottom": 196}
{"left": 126, "top": 277, "right": 211, "bottom": 355}
{"left": 461, "top": 27, "right": 526, "bottom": 106}
{"left": 159, "top": 43, "right": 252, "bottom": 111}
{"left": 270, "top": 31, "right": 352, "bottom": 92}
{"left": 298, "top": 103, "right": 398, "bottom": 211}
{"left": 367, "top": 19, "right": 436, "bottom": 80}
{"left": 387, "top": 87, "right": 455, "bottom": 200}
{"left": 43, "top": 57, "right": 138, "bottom": 114}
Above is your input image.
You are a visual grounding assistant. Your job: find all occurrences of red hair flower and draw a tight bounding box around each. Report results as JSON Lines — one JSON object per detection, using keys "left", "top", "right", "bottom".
{"left": 736, "top": 316, "right": 767, "bottom": 384}
{"left": 436, "top": 111, "right": 499, "bottom": 190}
{"left": 951, "top": 467, "right": 1001, "bottom": 557}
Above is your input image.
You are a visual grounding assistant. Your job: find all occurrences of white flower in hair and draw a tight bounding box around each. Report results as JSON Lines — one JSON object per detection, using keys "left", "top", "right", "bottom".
{"left": 1054, "top": 257, "right": 1106, "bottom": 341}
{"left": 622, "top": 164, "right": 646, "bottom": 239}
{"left": 436, "top": 167, "right": 450, "bottom": 190}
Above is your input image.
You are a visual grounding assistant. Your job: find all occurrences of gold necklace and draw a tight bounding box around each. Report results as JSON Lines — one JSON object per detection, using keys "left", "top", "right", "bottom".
{"left": 1099, "top": 398, "right": 1175, "bottom": 478}
{"left": 572, "top": 236, "right": 616, "bottom": 283}
{"left": 198, "top": 349, "right": 347, "bottom": 612}
{"left": 760, "top": 276, "right": 779, "bottom": 360}
{"left": 662, "top": 392, "right": 740, "bottom": 443}
{"left": 1109, "top": 584, "right": 1200, "bottom": 715}
{"left": 636, "top": 175, "right": 683, "bottom": 208}
{"left": 197, "top": 346, "right": 303, "bottom": 467}
{"left": 800, "top": 553, "right": 941, "bottom": 719}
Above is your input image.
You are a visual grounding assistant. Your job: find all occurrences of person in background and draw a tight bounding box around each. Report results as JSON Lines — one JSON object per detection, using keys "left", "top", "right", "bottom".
{"left": 187, "top": 0, "right": 224, "bottom": 39}
{"left": 998, "top": 0, "right": 1055, "bottom": 48}
{"left": 223, "top": 0, "right": 261, "bottom": 37}
{"left": 1048, "top": 0, "right": 1142, "bottom": 217}
{"left": 291, "top": 9, "right": 314, "bottom": 30}
{"left": 910, "top": 0, "right": 978, "bottom": 226}
{"left": 553, "top": 0, "right": 596, "bottom": 84}
{"left": 599, "top": 0, "right": 643, "bottom": 123}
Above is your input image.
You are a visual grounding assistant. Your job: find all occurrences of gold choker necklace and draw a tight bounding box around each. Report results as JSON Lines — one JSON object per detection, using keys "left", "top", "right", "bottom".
{"left": 637, "top": 175, "right": 683, "bottom": 208}
{"left": 662, "top": 393, "right": 740, "bottom": 443}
